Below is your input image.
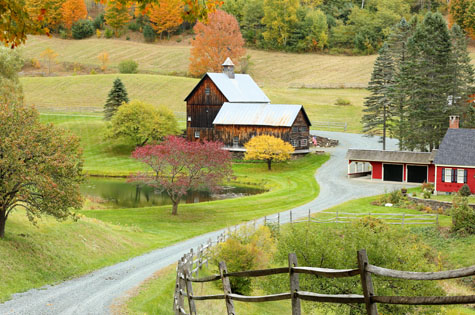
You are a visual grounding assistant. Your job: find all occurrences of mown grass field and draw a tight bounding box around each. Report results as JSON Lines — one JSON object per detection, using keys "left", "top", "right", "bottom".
{"left": 28, "top": 75, "right": 368, "bottom": 133}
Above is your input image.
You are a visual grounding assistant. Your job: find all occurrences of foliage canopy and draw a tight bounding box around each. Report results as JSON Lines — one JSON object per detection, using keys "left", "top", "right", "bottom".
{"left": 244, "top": 135, "right": 294, "bottom": 170}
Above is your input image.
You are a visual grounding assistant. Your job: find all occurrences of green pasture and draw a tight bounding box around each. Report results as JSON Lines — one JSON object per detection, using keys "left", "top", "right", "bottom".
{"left": 27, "top": 75, "right": 368, "bottom": 133}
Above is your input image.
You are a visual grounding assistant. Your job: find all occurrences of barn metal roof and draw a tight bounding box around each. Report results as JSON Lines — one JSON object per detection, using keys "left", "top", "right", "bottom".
{"left": 193, "top": 73, "right": 270, "bottom": 103}
{"left": 346, "top": 149, "right": 433, "bottom": 164}
{"left": 213, "top": 103, "right": 305, "bottom": 127}
{"left": 434, "top": 128, "right": 475, "bottom": 166}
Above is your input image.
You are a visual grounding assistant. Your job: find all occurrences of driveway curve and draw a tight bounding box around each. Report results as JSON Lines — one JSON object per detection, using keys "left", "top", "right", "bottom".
{"left": 0, "top": 131, "right": 416, "bottom": 315}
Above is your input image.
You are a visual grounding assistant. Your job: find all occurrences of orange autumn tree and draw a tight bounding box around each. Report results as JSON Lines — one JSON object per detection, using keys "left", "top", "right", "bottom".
{"left": 149, "top": 0, "right": 183, "bottom": 39}
{"left": 61, "top": 0, "right": 87, "bottom": 29}
{"left": 182, "top": 0, "right": 222, "bottom": 23}
{"left": 189, "top": 10, "right": 245, "bottom": 77}
{"left": 104, "top": 0, "right": 131, "bottom": 37}
{"left": 449, "top": 0, "right": 475, "bottom": 39}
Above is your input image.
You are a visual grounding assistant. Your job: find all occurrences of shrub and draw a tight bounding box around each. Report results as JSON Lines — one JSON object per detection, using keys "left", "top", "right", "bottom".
{"left": 211, "top": 226, "right": 276, "bottom": 295}
{"left": 93, "top": 13, "right": 105, "bottom": 30}
{"left": 262, "top": 219, "right": 443, "bottom": 314}
{"left": 458, "top": 184, "right": 471, "bottom": 197}
{"left": 104, "top": 28, "right": 114, "bottom": 39}
{"left": 126, "top": 35, "right": 130, "bottom": 41}
{"left": 451, "top": 196, "right": 475, "bottom": 235}
{"left": 128, "top": 22, "right": 140, "bottom": 32}
{"left": 96, "top": 29, "right": 101, "bottom": 38}
{"left": 118, "top": 60, "right": 138, "bottom": 74}
{"left": 335, "top": 97, "right": 351, "bottom": 106}
{"left": 59, "top": 29, "right": 68, "bottom": 39}
{"left": 143, "top": 24, "right": 156, "bottom": 42}
{"left": 71, "top": 20, "right": 94, "bottom": 39}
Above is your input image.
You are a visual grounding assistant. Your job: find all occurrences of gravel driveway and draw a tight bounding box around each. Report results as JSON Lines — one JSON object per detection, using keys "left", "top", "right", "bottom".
{"left": 0, "top": 131, "right": 417, "bottom": 315}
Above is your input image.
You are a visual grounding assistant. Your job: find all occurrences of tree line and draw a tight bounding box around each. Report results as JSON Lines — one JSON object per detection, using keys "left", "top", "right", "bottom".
{"left": 362, "top": 12, "right": 475, "bottom": 151}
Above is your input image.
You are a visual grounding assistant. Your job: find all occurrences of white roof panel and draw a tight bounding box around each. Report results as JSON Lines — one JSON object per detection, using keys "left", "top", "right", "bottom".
{"left": 213, "top": 103, "right": 302, "bottom": 127}
{"left": 207, "top": 73, "right": 270, "bottom": 103}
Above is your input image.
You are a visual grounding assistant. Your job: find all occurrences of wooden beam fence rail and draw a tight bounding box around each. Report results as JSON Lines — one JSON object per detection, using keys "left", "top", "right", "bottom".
{"left": 175, "top": 250, "right": 475, "bottom": 315}
{"left": 307, "top": 212, "right": 438, "bottom": 226}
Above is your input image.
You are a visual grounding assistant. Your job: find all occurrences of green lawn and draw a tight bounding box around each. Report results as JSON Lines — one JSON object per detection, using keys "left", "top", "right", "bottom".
{"left": 82, "top": 153, "right": 329, "bottom": 244}
{"left": 28, "top": 75, "right": 368, "bottom": 133}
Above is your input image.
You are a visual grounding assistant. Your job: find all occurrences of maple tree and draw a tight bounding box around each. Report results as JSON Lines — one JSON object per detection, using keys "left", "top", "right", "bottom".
{"left": 0, "top": 102, "right": 84, "bottom": 238}
{"left": 26, "top": 0, "right": 65, "bottom": 31}
{"left": 449, "top": 0, "right": 475, "bottom": 39}
{"left": 61, "top": 0, "right": 87, "bottom": 29}
{"left": 149, "top": 0, "right": 183, "bottom": 39}
{"left": 104, "top": 0, "right": 131, "bottom": 37}
{"left": 189, "top": 9, "right": 245, "bottom": 77}
{"left": 97, "top": 51, "right": 109, "bottom": 72}
{"left": 131, "top": 136, "right": 232, "bottom": 215}
{"left": 244, "top": 135, "right": 294, "bottom": 170}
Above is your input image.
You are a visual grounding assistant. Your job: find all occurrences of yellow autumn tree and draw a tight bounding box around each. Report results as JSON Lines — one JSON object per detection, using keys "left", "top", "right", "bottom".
{"left": 149, "top": 0, "right": 183, "bottom": 40}
{"left": 97, "top": 51, "right": 109, "bottom": 72}
{"left": 26, "top": 0, "right": 65, "bottom": 30}
{"left": 244, "top": 135, "right": 294, "bottom": 170}
{"left": 40, "top": 47, "right": 58, "bottom": 75}
{"left": 61, "top": 0, "right": 87, "bottom": 29}
{"left": 104, "top": 0, "right": 131, "bottom": 37}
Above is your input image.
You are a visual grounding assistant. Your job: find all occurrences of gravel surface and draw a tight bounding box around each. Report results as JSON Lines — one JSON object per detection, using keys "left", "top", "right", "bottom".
{"left": 0, "top": 132, "right": 417, "bottom": 315}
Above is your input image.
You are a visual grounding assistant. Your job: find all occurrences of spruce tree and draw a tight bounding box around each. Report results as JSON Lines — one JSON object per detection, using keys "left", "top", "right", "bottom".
{"left": 362, "top": 43, "right": 395, "bottom": 150}
{"left": 104, "top": 78, "right": 129, "bottom": 121}
{"left": 397, "top": 12, "right": 452, "bottom": 151}
{"left": 449, "top": 24, "right": 475, "bottom": 127}
{"left": 386, "top": 17, "right": 417, "bottom": 149}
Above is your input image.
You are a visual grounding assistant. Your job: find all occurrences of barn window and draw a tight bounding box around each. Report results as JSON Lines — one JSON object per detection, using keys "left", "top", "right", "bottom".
{"left": 444, "top": 168, "right": 452, "bottom": 182}
{"left": 457, "top": 169, "right": 467, "bottom": 183}
{"left": 291, "top": 139, "right": 298, "bottom": 147}
{"left": 233, "top": 136, "right": 239, "bottom": 147}
{"left": 300, "top": 139, "right": 308, "bottom": 146}
{"left": 195, "top": 131, "right": 200, "bottom": 138}
{"left": 205, "top": 87, "right": 210, "bottom": 95}
{"left": 292, "top": 126, "right": 298, "bottom": 132}
{"left": 299, "top": 126, "right": 307, "bottom": 132}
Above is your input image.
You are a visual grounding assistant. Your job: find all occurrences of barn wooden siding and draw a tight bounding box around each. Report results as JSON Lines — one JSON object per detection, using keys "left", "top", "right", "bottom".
{"left": 215, "top": 110, "right": 310, "bottom": 150}
{"left": 186, "top": 76, "right": 228, "bottom": 141}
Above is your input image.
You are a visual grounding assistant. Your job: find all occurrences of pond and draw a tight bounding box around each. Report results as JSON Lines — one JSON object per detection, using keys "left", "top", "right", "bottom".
{"left": 81, "top": 177, "right": 266, "bottom": 209}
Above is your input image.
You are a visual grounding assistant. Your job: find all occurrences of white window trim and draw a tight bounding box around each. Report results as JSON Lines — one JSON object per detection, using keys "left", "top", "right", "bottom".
{"left": 457, "top": 169, "right": 465, "bottom": 184}
{"left": 194, "top": 131, "right": 200, "bottom": 138}
{"left": 444, "top": 168, "right": 452, "bottom": 183}
{"left": 300, "top": 139, "right": 308, "bottom": 146}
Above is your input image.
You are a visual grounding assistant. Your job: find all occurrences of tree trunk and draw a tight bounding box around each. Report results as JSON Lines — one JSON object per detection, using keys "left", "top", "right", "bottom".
{"left": 267, "top": 159, "right": 272, "bottom": 171}
{"left": 172, "top": 200, "right": 180, "bottom": 215}
{"left": 0, "top": 213, "right": 6, "bottom": 239}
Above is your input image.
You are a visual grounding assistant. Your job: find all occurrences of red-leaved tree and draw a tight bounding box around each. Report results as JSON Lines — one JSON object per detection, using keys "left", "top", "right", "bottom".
{"left": 189, "top": 9, "right": 245, "bottom": 77}
{"left": 130, "top": 136, "right": 233, "bottom": 215}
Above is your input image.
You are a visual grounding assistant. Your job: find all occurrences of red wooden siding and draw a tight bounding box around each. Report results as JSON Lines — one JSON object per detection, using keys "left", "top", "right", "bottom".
{"left": 435, "top": 166, "right": 475, "bottom": 194}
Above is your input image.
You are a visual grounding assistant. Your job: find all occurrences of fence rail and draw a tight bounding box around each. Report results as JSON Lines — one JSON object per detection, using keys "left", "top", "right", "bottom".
{"left": 175, "top": 250, "right": 475, "bottom": 315}
{"left": 303, "top": 211, "right": 439, "bottom": 226}
{"left": 312, "top": 121, "right": 348, "bottom": 131}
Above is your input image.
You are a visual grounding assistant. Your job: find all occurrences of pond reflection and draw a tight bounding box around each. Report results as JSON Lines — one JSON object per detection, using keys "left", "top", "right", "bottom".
{"left": 81, "top": 177, "right": 265, "bottom": 208}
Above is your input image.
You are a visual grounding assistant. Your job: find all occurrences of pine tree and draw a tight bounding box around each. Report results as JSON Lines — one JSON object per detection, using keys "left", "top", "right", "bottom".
{"left": 362, "top": 43, "right": 395, "bottom": 150}
{"left": 448, "top": 24, "right": 475, "bottom": 126}
{"left": 104, "top": 78, "right": 129, "bottom": 121}
{"left": 397, "top": 12, "right": 453, "bottom": 151}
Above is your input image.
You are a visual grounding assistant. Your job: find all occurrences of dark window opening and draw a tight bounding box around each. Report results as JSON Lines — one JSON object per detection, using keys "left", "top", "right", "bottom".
{"left": 407, "top": 165, "right": 427, "bottom": 183}
{"left": 205, "top": 87, "right": 210, "bottom": 95}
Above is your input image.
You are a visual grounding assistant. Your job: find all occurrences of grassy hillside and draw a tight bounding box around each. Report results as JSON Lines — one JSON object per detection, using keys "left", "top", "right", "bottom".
{"left": 27, "top": 75, "right": 368, "bottom": 133}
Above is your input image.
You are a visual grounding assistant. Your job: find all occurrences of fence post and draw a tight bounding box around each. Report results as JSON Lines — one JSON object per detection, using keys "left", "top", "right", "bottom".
{"left": 173, "top": 260, "right": 181, "bottom": 315}
{"left": 288, "top": 253, "right": 301, "bottom": 315}
{"left": 308, "top": 209, "right": 311, "bottom": 223}
{"left": 264, "top": 216, "right": 267, "bottom": 226}
{"left": 176, "top": 260, "right": 186, "bottom": 314}
{"left": 219, "top": 261, "right": 235, "bottom": 315}
{"left": 344, "top": 122, "right": 347, "bottom": 131}
{"left": 357, "top": 249, "right": 378, "bottom": 315}
{"left": 278, "top": 212, "right": 280, "bottom": 228}
{"left": 436, "top": 214, "right": 439, "bottom": 226}
{"left": 336, "top": 211, "right": 339, "bottom": 223}
{"left": 254, "top": 219, "right": 256, "bottom": 230}
{"left": 402, "top": 213, "right": 405, "bottom": 227}
{"left": 290, "top": 210, "right": 293, "bottom": 225}
{"left": 184, "top": 268, "right": 197, "bottom": 315}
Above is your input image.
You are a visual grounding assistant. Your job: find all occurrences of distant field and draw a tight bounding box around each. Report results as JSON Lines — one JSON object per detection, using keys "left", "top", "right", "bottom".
{"left": 22, "top": 74, "right": 368, "bottom": 133}
{"left": 20, "top": 36, "right": 377, "bottom": 88}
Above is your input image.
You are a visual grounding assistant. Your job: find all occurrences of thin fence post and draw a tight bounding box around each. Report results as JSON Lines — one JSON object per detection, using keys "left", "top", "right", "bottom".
{"left": 336, "top": 211, "right": 339, "bottom": 223}
{"left": 290, "top": 210, "right": 293, "bottom": 225}
{"left": 264, "top": 216, "right": 267, "bottom": 226}
{"left": 402, "top": 213, "right": 405, "bottom": 227}
{"left": 436, "top": 214, "right": 439, "bottom": 226}
{"left": 176, "top": 259, "right": 186, "bottom": 314}
{"left": 173, "top": 260, "right": 181, "bottom": 315}
{"left": 357, "top": 249, "right": 378, "bottom": 315}
{"left": 308, "top": 209, "right": 311, "bottom": 223}
{"left": 184, "top": 268, "right": 197, "bottom": 315}
{"left": 254, "top": 219, "right": 256, "bottom": 230}
{"left": 219, "top": 261, "right": 235, "bottom": 315}
{"left": 288, "top": 253, "right": 301, "bottom": 315}
{"left": 278, "top": 212, "right": 280, "bottom": 228}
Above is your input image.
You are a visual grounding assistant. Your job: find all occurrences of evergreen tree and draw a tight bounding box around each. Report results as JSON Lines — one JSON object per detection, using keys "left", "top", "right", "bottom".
{"left": 362, "top": 43, "right": 395, "bottom": 150}
{"left": 448, "top": 24, "right": 475, "bottom": 127}
{"left": 104, "top": 78, "right": 129, "bottom": 121}
{"left": 386, "top": 17, "right": 415, "bottom": 150}
{"left": 397, "top": 12, "right": 453, "bottom": 151}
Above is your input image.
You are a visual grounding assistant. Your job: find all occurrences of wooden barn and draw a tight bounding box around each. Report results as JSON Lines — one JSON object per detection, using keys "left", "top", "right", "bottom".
{"left": 185, "top": 58, "right": 311, "bottom": 152}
